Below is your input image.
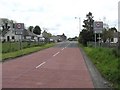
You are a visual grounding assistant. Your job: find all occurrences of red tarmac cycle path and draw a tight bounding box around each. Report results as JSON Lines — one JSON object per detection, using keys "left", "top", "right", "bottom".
{"left": 2, "top": 42, "right": 94, "bottom": 88}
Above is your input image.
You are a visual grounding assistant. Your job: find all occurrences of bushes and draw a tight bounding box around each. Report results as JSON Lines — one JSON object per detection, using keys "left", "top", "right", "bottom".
{"left": 112, "top": 48, "right": 120, "bottom": 57}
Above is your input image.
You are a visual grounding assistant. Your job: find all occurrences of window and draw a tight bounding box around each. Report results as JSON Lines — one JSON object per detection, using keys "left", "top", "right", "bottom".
{"left": 111, "top": 38, "right": 114, "bottom": 42}
{"left": 12, "top": 36, "right": 15, "bottom": 39}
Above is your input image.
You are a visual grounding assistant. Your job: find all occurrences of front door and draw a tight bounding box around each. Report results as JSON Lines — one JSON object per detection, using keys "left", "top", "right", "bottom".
{"left": 7, "top": 36, "right": 10, "bottom": 41}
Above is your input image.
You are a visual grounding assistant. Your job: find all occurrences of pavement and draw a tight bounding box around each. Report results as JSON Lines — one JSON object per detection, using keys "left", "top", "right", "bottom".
{"left": 2, "top": 41, "right": 112, "bottom": 89}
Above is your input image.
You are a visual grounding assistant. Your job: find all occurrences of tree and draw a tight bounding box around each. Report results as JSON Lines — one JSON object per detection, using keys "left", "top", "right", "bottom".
{"left": 101, "top": 28, "right": 108, "bottom": 43}
{"left": 79, "top": 12, "right": 94, "bottom": 46}
{"left": 1, "top": 18, "right": 10, "bottom": 31}
{"left": 33, "top": 25, "right": 41, "bottom": 35}
{"left": 102, "top": 27, "right": 117, "bottom": 47}
{"left": 83, "top": 12, "right": 94, "bottom": 32}
{"left": 28, "top": 26, "right": 34, "bottom": 32}
{"left": 79, "top": 29, "right": 90, "bottom": 45}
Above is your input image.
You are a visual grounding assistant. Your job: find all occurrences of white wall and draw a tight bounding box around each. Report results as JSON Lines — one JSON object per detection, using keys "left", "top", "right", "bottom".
{"left": 111, "top": 38, "right": 118, "bottom": 43}
{"left": 5, "top": 30, "right": 20, "bottom": 41}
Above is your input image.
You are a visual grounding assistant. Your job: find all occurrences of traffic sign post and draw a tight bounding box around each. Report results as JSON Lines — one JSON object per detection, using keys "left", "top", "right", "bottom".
{"left": 95, "top": 31, "right": 97, "bottom": 48}
{"left": 14, "top": 23, "right": 24, "bottom": 35}
{"left": 93, "top": 21, "right": 103, "bottom": 33}
{"left": 93, "top": 21, "right": 103, "bottom": 47}
{"left": 14, "top": 23, "right": 24, "bottom": 50}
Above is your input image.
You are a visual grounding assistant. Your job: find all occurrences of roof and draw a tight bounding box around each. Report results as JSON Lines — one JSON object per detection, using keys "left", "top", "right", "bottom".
{"left": 23, "top": 29, "right": 37, "bottom": 37}
{"left": 113, "top": 32, "right": 120, "bottom": 38}
{"left": 1, "top": 29, "right": 10, "bottom": 36}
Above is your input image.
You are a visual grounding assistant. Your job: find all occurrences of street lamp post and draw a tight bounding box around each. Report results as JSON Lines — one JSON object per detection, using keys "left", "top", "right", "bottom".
{"left": 75, "top": 17, "right": 81, "bottom": 33}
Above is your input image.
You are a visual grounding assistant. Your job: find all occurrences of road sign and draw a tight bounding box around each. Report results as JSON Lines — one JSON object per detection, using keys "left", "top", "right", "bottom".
{"left": 15, "top": 31, "right": 23, "bottom": 35}
{"left": 94, "top": 21, "right": 103, "bottom": 33}
{"left": 14, "top": 23, "right": 24, "bottom": 30}
{"left": 14, "top": 23, "right": 24, "bottom": 35}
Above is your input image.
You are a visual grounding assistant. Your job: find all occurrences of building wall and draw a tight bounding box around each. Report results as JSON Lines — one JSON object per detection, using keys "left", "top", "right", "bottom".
{"left": 111, "top": 38, "right": 118, "bottom": 43}
{"left": 4, "top": 30, "right": 20, "bottom": 42}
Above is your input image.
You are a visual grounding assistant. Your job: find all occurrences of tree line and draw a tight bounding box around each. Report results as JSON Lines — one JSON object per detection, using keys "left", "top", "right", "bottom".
{"left": 78, "top": 12, "right": 119, "bottom": 48}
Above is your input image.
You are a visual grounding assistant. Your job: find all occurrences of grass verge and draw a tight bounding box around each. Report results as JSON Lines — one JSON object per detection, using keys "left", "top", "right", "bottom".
{"left": 80, "top": 45, "right": 119, "bottom": 89}
{"left": 2, "top": 43, "right": 55, "bottom": 62}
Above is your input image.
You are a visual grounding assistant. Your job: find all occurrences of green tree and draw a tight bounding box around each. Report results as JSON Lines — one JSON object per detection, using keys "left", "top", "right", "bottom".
{"left": 79, "top": 12, "right": 94, "bottom": 46}
{"left": 101, "top": 28, "right": 108, "bottom": 43}
{"left": 33, "top": 25, "right": 41, "bottom": 35}
{"left": 28, "top": 26, "right": 34, "bottom": 32}
{"left": 102, "top": 27, "right": 117, "bottom": 47}
{"left": 1, "top": 18, "right": 10, "bottom": 31}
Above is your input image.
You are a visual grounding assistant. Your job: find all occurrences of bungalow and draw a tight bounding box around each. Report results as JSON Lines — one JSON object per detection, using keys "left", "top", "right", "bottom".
{"left": 110, "top": 32, "right": 119, "bottom": 43}
{"left": 23, "top": 29, "right": 38, "bottom": 42}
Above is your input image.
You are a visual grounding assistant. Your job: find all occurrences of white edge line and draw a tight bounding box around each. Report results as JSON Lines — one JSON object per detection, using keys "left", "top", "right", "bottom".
{"left": 61, "top": 48, "right": 64, "bottom": 50}
{"left": 53, "top": 52, "right": 60, "bottom": 57}
{"left": 36, "top": 62, "right": 46, "bottom": 69}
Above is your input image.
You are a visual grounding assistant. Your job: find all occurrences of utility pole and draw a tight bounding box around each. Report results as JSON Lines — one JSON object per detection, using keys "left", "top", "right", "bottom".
{"left": 118, "top": 1, "right": 120, "bottom": 49}
{"left": 75, "top": 17, "right": 81, "bottom": 33}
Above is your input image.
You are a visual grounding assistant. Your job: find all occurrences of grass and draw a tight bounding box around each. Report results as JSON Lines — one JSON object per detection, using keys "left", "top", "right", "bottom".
{"left": 81, "top": 45, "right": 119, "bottom": 89}
{"left": 2, "top": 43, "right": 55, "bottom": 62}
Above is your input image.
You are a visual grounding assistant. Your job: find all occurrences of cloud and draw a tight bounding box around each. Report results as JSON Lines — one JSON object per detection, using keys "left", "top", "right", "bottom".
{"left": 0, "top": 0, "right": 119, "bottom": 37}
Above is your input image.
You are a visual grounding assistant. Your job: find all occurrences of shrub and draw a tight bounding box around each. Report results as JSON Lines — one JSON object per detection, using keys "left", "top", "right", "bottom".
{"left": 112, "top": 49, "right": 120, "bottom": 57}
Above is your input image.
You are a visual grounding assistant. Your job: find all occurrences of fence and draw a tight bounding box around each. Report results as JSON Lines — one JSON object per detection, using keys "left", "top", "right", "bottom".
{"left": 2, "top": 41, "right": 45, "bottom": 53}
{"left": 87, "top": 42, "right": 119, "bottom": 48}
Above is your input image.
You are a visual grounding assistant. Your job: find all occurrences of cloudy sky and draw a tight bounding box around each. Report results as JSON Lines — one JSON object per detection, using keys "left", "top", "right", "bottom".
{"left": 0, "top": 0, "right": 119, "bottom": 37}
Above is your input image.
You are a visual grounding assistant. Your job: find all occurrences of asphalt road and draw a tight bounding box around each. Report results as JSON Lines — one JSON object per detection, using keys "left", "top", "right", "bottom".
{"left": 2, "top": 41, "right": 94, "bottom": 88}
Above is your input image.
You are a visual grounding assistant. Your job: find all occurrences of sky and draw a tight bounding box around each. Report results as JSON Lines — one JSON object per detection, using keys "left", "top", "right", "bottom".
{"left": 0, "top": 0, "right": 119, "bottom": 37}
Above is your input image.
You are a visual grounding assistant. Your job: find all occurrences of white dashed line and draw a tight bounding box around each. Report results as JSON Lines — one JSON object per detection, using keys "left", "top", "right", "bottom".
{"left": 36, "top": 62, "right": 46, "bottom": 69}
{"left": 53, "top": 52, "right": 60, "bottom": 57}
{"left": 64, "top": 43, "right": 70, "bottom": 48}
{"left": 61, "top": 48, "right": 64, "bottom": 50}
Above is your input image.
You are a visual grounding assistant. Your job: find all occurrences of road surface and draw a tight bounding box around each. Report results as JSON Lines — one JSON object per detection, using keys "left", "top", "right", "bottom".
{"left": 2, "top": 41, "right": 94, "bottom": 88}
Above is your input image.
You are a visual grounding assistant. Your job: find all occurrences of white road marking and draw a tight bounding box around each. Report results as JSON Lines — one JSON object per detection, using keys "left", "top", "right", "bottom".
{"left": 64, "top": 43, "right": 70, "bottom": 48}
{"left": 53, "top": 52, "right": 60, "bottom": 57}
{"left": 61, "top": 48, "right": 64, "bottom": 50}
{"left": 36, "top": 62, "right": 46, "bottom": 69}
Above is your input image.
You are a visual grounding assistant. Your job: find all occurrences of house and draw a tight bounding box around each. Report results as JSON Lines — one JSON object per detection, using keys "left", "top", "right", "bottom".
{"left": 0, "top": 29, "right": 20, "bottom": 42}
{"left": 57, "top": 33, "right": 67, "bottom": 41}
{"left": 110, "top": 32, "right": 120, "bottom": 43}
{"left": 0, "top": 28, "right": 45, "bottom": 42}
{"left": 49, "top": 33, "right": 67, "bottom": 42}
{"left": 50, "top": 36, "right": 60, "bottom": 42}
{"left": 23, "top": 29, "right": 38, "bottom": 42}
{"left": 36, "top": 34, "right": 45, "bottom": 42}
{"left": 0, "top": 18, "right": 19, "bottom": 42}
